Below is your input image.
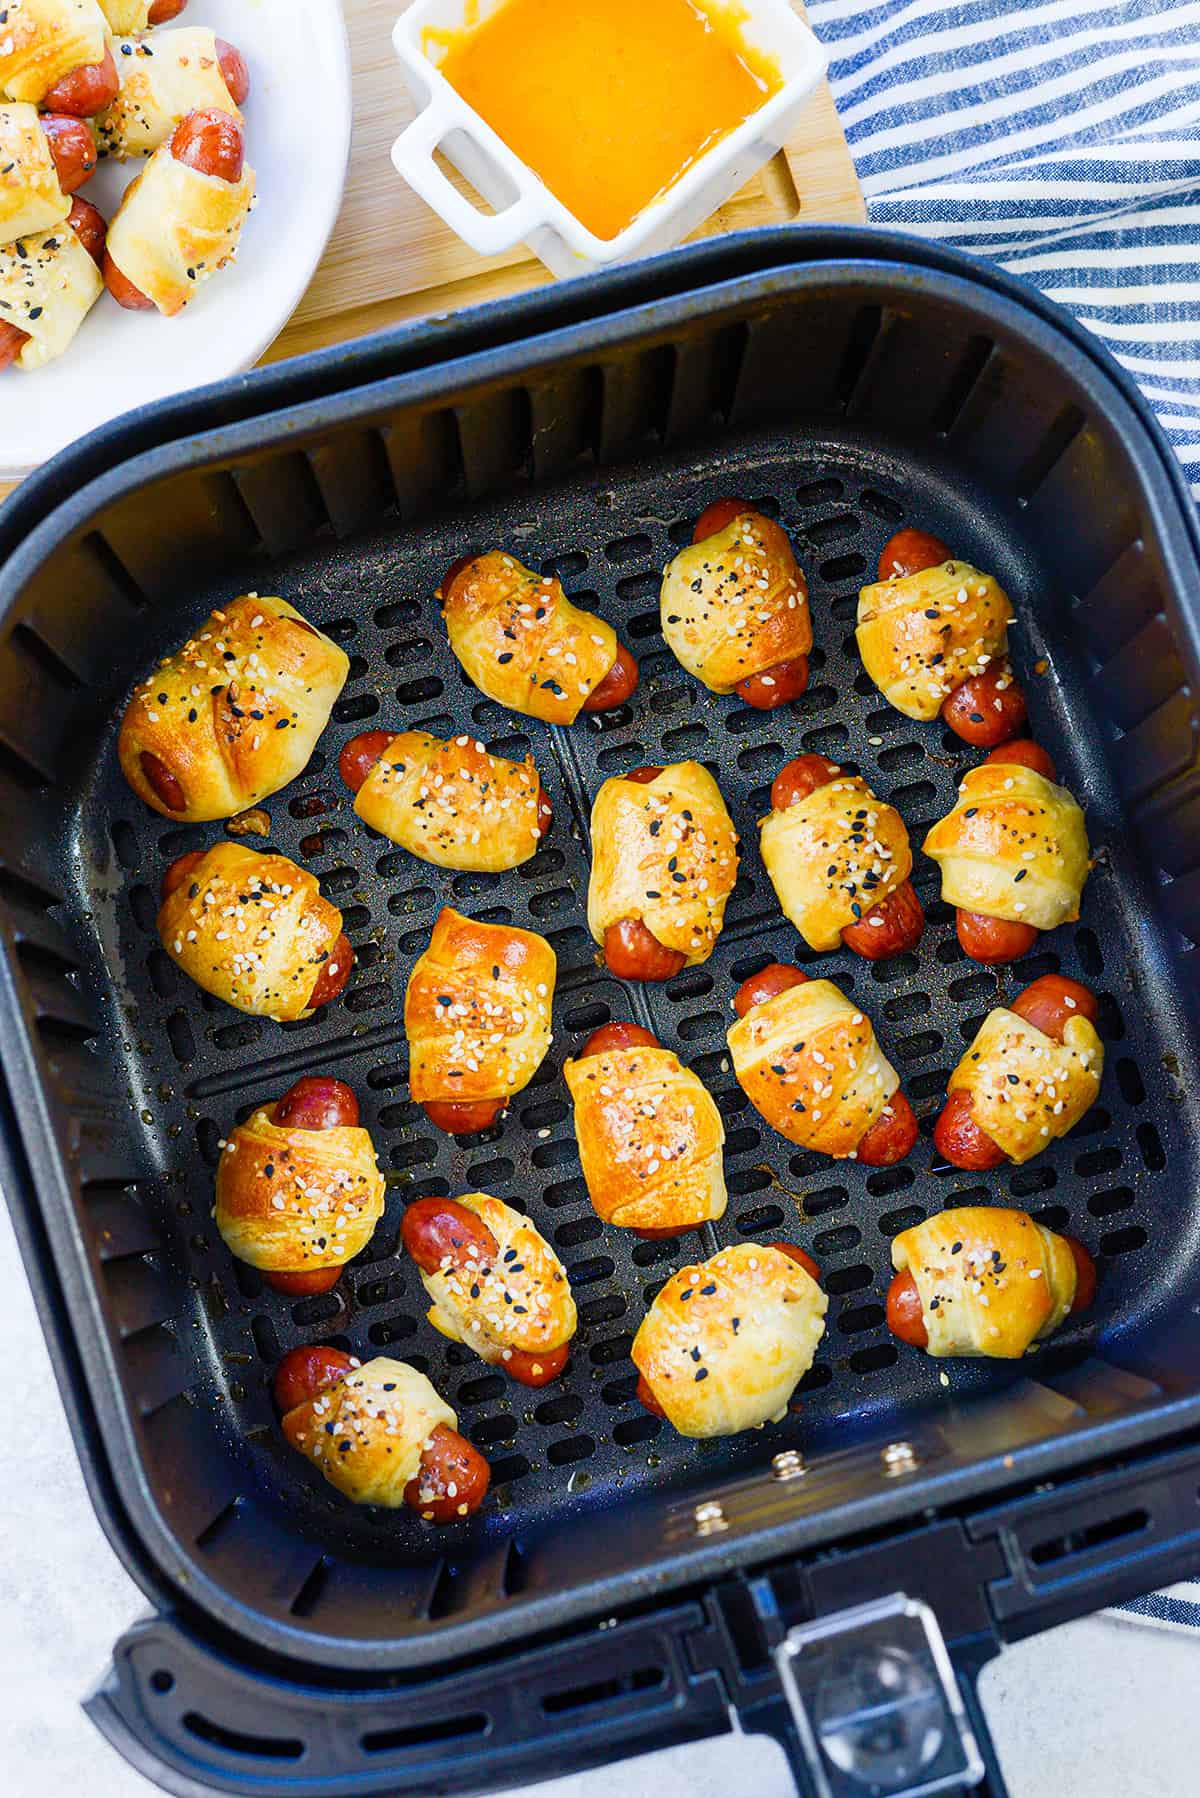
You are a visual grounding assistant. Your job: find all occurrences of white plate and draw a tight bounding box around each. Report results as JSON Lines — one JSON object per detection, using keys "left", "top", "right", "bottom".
{"left": 1, "top": 0, "right": 352, "bottom": 481}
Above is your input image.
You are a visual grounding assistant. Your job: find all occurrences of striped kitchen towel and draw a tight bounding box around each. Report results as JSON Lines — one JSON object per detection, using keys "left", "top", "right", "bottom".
{"left": 806, "top": 0, "right": 1200, "bottom": 1630}
{"left": 807, "top": 0, "right": 1200, "bottom": 497}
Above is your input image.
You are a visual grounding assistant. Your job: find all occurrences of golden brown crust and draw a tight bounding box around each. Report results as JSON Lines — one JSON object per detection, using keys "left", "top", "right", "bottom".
{"left": 660, "top": 511, "right": 812, "bottom": 692}
{"left": 922, "top": 763, "right": 1090, "bottom": 930}
{"left": 281, "top": 1358, "right": 457, "bottom": 1506}
{"left": 0, "top": 0, "right": 107, "bottom": 105}
{"left": 0, "top": 214, "right": 102, "bottom": 369}
{"left": 727, "top": 978, "right": 900, "bottom": 1156}
{"left": 632, "top": 1244, "right": 827, "bottom": 1436}
{"left": 439, "top": 551, "right": 617, "bottom": 725}
{"left": 949, "top": 1008, "right": 1103, "bottom": 1163}
{"left": 759, "top": 774, "right": 912, "bottom": 951}
{"left": 98, "top": 0, "right": 156, "bottom": 28}
{"left": 586, "top": 762, "right": 739, "bottom": 965}
{"left": 118, "top": 595, "right": 348, "bottom": 820}
{"left": 563, "top": 1043, "right": 726, "bottom": 1231}
{"left": 891, "top": 1208, "right": 1077, "bottom": 1357}
{"left": 404, "top": 907, "right": 555, "bottom": 1104}
{"left": 856, "top": 561, "right": 1013, "bottom": 721}
{"left": 0, "top": 102, "right": 70, "bottom": 241}
{"left": 418, "top": 1193, "right": 577, "bottom": 1362}
{"left": 214, "top": 1106, "right": 385, "bottom": 1274}
{"left": 353, "top": 732, "right": 544, "bottom": 873}
{"left": 106, "top": 138, "right": 255, "bottom": 317}
{"left": 157, "top": 842, "right": 345, "bottom": 1021}
{"left": 97, "top": 29, "right": 243, "bottom": 160}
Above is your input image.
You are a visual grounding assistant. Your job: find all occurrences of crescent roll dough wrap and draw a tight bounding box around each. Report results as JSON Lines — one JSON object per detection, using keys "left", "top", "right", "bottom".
{"left": 281, "top": 1358, "right": 458, "bottom": 1507}
{"left": 214, "top": 1105, "right": 385, "bottom": 1277}
{"left": 99, "top": 1, "right": 166, "bottom": 29}
{"left": 105, "top": 134, "right": 254, "bottom": 315}
{"left": 587, "top": 762, "right": 739, "bottom": 967}
{"left": 97, "top": 30, "right": 243, "bottom": 159}
{"left": 0, "top": 0, "right": 107, "bottom": 106}
{"left": 760, "top": 774, "right": 912, "bottom": 951}
{"left": 118, "top": 595, "right": 349, "bottom": 820}
{"left": 353, "top": 732, "right": 545, "bottom": 873}
{"left": 949, "top": 1006, "right": 1103, "bottom": 1164}
{"left": 728, "top": 978, "right": 900, "bottom": 1157}
{"left": 564, "top": 1041, "right": 726, "bottom": 1232}
{"left": 158, "top": 842, "right": 346, "bottom": 1021}
{"left": 923, "top": 763, "right": 1090, "bottom": 931}
{"left": 439, "top": 551, "right": 617, "bottom": 725}
{"left": 659, "top": 511, "right": 812, "bottom": 693}
{"left": 416, "top": 1193, "right": 577, "bottom": 1365}
{"left": 0, "top": 102, "right": 71, "bottom": 241}
{"left": 891, "top": 1208, "right": 1077, "bottom": 1358}
{"left": 405, "top": 908, "right": 555, "bottom": 1108}
{"left": 633, "top": 1244, "right": 828, "bottom": 1437}
{"left": 857, "top": 560, "right": 1014, "bottom": 721}
{"left": 0, "top": 214, "right": 102, "bottom": 369}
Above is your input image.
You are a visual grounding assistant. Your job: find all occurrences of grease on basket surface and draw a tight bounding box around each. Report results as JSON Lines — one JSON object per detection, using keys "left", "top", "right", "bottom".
{"left": 431, "top": 0, "right": 782, "bottom": 241}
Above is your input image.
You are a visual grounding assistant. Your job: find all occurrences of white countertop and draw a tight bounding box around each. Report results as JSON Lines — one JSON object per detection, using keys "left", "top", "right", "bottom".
{"left": 3, "top": 1200, "right": 1196, "bottom": 1798}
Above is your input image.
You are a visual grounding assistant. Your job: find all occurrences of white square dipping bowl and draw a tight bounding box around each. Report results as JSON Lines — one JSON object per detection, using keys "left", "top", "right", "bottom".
{"left": 391, "top": 0, "right": 827, "bottom": 278}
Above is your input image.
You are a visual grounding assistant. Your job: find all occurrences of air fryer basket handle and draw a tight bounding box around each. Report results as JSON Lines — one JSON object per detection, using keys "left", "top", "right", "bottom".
{"left": 87, "top": 1607, "right": 1010, "bottom": 1797}
{"left": 86, "top": 1608, "right": 733, "bottom": 1798}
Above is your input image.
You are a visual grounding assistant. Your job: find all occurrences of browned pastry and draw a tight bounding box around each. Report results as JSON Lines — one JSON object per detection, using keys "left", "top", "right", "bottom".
{"left": 404, "top": 907, "right": 556, "bottom": 1134}
{"left": 157, "top": 842, "right": 352, "bottom": 1020}
{"left": 118, "top": 594, "right": 348, "bottom": 820}
{"left": 632, "top": 1243, "right": 827, "bottom": 1436}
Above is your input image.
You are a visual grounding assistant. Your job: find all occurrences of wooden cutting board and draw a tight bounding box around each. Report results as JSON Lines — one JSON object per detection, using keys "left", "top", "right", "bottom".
{"left": 267, "top": 0, "right": 864, "bottom": 361}
{"left": 0, "top": 1, "right": 862, "bottom": 498}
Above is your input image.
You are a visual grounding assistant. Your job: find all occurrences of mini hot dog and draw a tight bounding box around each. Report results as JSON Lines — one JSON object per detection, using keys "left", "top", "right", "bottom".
{"left": 97, "top": 29, "right": 249, "bottom": 160}
{"left": 923, "top": 740, "right": 1090, "bottom": 965}
{"left": 632, "top": 1242, "right": 827, "bottom": 1437}
{"left": 158, "top": 843, "right": 354, "bottom": 1019}
{"left": 401, "top": 1192, "right": 576, "bottom": 1386}
{"left": 118, "top": 594, "right": 349, "bottom": 821}
{"left": 0, "top": 193, "right": 104, "bottom": 371}
{"left": 886, "top": 1207, "right": 1096, "bottom": 1358}
{"left": 214, "top": 1077, "right": 385, "bottom": 1296}
{"left": 933, "top": 974, "right": 1103, "bottom": 1170}
{"left": 273, "top": 1348, "right": 490, "bottom": 1519}
{"left": 405, "top": 907, "right": 556, "bottom": 1135}
{"left": 659, "top": 499, "right": 813, "bottom": 709}
{"left": 338, "top": 729, "right": 552, "bottom": 873}
{"left": 438, "top": 550, "right": 638, "bottom": 724}
{"left": 588, "top": 761, "right": 739, "bottom": 981}
{"left": 0, "top": 103, "right": 96, "bottom": 243}
{"left": 858, "top": 529, "right": 1028, "bottom": 746}
{"left": 727, "top": 964, "right": 919, "bottom": 1165}
{"left": 104, "top": 106, "right": 255, "bottom": 314}
{"left": 563, "top": 1021, "right": 727, "bottom": 1236}
{"left": 3, "top": 3, "right": 117, "bottom": 114}
{"left": 760, "top": 753, "right": 924, "bottom": 960}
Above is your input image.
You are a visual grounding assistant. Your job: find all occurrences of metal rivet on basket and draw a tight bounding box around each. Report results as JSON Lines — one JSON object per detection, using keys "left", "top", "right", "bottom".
{"left": 881, "top": 1441, "right": 919, "bottom": 1477}
{"left": 771, "top": 1450, "right": 806, "bottom": 1481}
{"left": 693, "top": 1500, "right": 728, "bottom": 1535}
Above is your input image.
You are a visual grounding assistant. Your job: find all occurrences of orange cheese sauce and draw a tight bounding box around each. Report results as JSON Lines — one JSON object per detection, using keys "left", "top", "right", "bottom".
{"left": 433, "top": 0, "right": 781, "bottom": 241}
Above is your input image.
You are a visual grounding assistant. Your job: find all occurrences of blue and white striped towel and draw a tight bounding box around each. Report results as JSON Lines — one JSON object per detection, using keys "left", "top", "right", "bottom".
{"left": 806, "top": 0, "right": 1200, "bottom": 1630}
{"left": 807, "top": 0, "right": 1200, "bottom": 499}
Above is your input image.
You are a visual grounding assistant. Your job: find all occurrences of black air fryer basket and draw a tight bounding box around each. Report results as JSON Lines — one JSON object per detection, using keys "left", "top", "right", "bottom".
{"left": 3, "top": 230, "right": 1200, "bottom": 1798}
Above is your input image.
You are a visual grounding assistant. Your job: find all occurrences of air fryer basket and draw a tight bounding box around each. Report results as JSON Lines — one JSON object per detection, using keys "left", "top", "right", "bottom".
{"left": 3, "top": 235, "right": 1200, "bottom": 1796}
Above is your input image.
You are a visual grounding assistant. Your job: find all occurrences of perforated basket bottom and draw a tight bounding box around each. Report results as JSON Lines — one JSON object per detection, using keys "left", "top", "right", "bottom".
{"left": 76, "top": 426, "right": 1188, "bottom": 1562}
